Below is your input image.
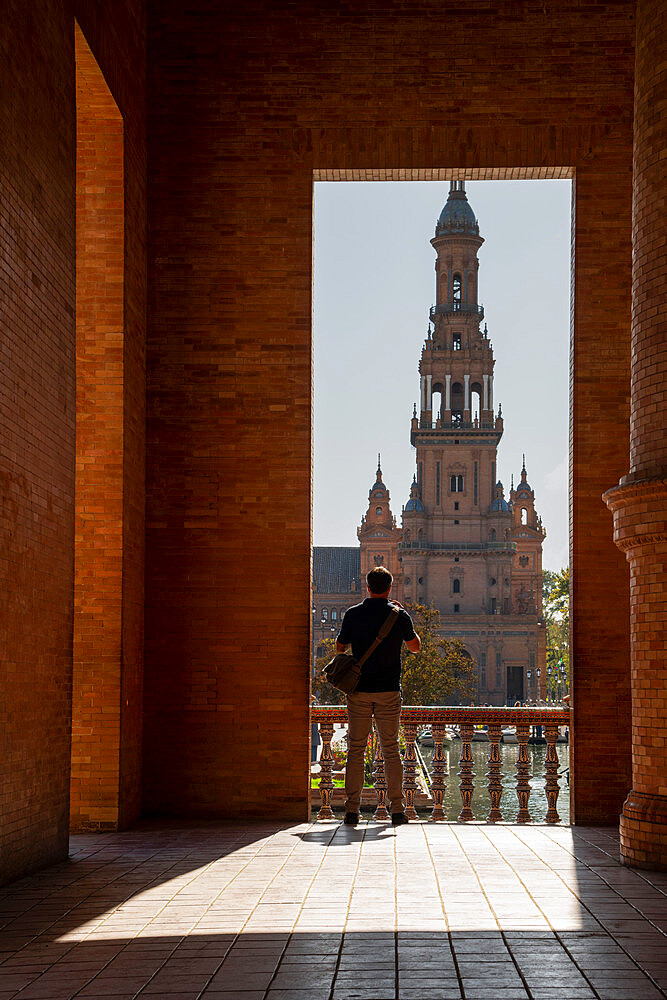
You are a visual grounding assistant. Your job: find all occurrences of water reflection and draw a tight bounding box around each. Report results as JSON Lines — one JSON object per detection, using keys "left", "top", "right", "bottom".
{"left": 419, "top": 739, "right": 570, "bottom": 823}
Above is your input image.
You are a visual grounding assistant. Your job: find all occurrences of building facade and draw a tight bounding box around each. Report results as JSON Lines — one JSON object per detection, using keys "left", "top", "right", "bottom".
{"left": 315, "top": 184, "right": 547, "bottom": 704}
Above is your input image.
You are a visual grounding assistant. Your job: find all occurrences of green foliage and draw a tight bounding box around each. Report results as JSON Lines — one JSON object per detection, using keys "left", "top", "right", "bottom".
{"left": 543, "top": 567, "right": 570, "bottom": 694}
{"left": 312, "top": 637, "right": 346, "bottom": 705}
{"left": 401, "top": 603, "right": 478, "bottom": 706}
{"left": 312, "top": 603, "right": 477, "bottom": 707}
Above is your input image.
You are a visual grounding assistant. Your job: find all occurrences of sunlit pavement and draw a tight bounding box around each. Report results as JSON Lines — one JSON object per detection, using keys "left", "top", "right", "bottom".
{"left": 0, "top": 822, "right": 665, "bottom": 999}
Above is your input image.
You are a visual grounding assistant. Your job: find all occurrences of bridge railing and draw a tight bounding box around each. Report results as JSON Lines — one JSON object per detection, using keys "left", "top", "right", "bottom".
{"left": 311, "top": 705, "right": 570, "bottom": 825}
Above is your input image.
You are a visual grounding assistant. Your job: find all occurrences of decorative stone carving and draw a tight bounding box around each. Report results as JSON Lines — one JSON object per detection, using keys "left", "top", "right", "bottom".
{"left": 317, "top": 722, "right": 335, "bottom": 821}
{"left": 515, "top": 724, "right": 532, "bottom": 823}
{"left": 458, "top": 723, "right": 475, "bottom": 821}
{"left": 486, "top": 723, "right": 503, "bottom": 822}
{"left": 402, "top": 723, "right": 419, "bottom": 820}
{"left": 544, "top": 724, "right": 561, "bottom": 824}
{"left": 372, "top": 726, "right": 389, "bottom": 821}
{"left": 429, "top": 723, "right": 448, "bottom": 822}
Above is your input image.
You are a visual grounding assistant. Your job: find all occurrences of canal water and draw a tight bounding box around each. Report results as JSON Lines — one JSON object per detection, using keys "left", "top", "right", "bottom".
{"left": 418, "top": 738, "right": 570, "bottom": 824}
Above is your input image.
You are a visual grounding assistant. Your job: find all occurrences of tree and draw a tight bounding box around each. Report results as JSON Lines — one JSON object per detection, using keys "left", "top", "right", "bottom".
{"left": 400, "top": 602, "right": 477, "bottom": 705}
{"left": 312, "top": 636, "right": 346, "bottom": 705}
{"left": 543, "top": 567, "right": 570, "bottom": 697}
{"left": 312, "top": 602, "right": 477, "bottom": 706}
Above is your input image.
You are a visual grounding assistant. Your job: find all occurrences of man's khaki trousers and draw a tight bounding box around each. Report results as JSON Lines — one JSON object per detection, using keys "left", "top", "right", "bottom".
{"left": 344, "top": 690, "right": 404, "bottom": 815}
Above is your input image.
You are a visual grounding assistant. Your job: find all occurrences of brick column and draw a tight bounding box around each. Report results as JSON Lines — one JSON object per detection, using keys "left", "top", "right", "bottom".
{"left": 604, "top": 0, "right": 667, "bottom": 870}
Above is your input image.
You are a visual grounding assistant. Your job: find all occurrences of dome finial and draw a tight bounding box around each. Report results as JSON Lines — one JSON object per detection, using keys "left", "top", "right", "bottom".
{"left": 377, "top": 453, "right": 382, "bottom": 480}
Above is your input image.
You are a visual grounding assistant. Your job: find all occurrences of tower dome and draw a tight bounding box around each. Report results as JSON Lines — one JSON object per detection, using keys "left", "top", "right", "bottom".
{"left": 435, "top": 180, "right": 479, "bottom": 237}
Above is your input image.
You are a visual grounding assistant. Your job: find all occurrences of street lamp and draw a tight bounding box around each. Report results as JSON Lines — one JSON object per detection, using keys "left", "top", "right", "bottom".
{"left": 536, "top": 667, "right": 541, "bottom": 703}
{"left": 526, "top": 669, "right": 532, "bottom": 703}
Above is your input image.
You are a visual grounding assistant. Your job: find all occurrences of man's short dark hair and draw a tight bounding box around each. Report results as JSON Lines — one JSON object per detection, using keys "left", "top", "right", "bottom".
{"left": 366, "top": 566, "right": 393, "bottom": 594}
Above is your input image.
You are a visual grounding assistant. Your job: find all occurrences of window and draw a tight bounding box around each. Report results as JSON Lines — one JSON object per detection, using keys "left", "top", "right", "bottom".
{"left": 490, "top": 597, "right": 497, "bottom": 613}
{"left": 453, "top": 333, "right": 461, "bottom": 350}
{"left": 331, "top": 609, "right": 338, "bottom": 621}
{"left": 454, "top": 604, "right": 460, "bottom": 613}
{"left": 490, "top": 528, "right": 496, "bottom": 541}
{"left": 496, "top": 652, "right": 501, "bottom": 667}
{"left": 453, "top": 273, "right": 462, "bottom": 307}
{"left": 454, "top": 519, "right": 459, "bottom": 525}
{"left": 481, "top": 652, "right": 486, "bottom": 667}
{"left": 481, "top": 666, "right": 486, "bottom": 688}
{"left": 436, "top": 462, "right": 440, "bottom": 505}
{"left": 322, "top": 608, "right": 328, "bottom": 620}
{"left": 450, "top": 474, "right": 464, "bottom": 492}
{"left": 474, "top": 461, "right": 478, "bottom": 506}
{"left": 454, "top": 501, "right": 459, "bottom": 510}
{"left": 490, "top": 577, "right": 496, "bottom": 586}
{"left": 496, "top": 666, "right": 501, "bottom": 687}
{"left": 454, "top": 556, "right": 459, "bottom": 563}
{"left": 376, "top": 506, "right": 382, "bottom": 515}
{"left": 453, "top": 579, "right": 460, "bottom": 593}
{"left": 521, "top": 507, "right": 528, "bottom": 525}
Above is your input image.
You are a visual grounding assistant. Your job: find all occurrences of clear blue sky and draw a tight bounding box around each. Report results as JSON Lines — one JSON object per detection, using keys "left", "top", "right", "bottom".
{"left": 313, "top": 180, "right": 571, "bottom": 572}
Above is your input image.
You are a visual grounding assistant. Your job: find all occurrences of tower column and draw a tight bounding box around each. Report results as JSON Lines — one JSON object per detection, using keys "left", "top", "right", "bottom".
{"left": 426, "top": 374, "right": 433, "bottom": 416}
{"left": 604, "top": 0, "right": 667, "bottom": 871}
{"left": 483, "top": 374, "right": 489, "bottom": 411}
{"left": 420, "top": 376, "right": 425, "bottom": 414}
{"left": 464, "top": 374, "right": 470, "bottom": 415}
{"left": 489, "top": 375, "right": 494, "bottom": 411}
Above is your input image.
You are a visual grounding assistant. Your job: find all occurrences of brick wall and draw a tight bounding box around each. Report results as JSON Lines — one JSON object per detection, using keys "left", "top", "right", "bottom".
{"left": 71, "top": 5, "right": 147, "bottom": 832}
{"left": 0, "top": 0, "right": 146, "bottom": 884}
{"left": 0, "top": 0, "right": 76, "bottom": 884}
{"left": 144, "top": 0, "right": 635, "bottom": 822}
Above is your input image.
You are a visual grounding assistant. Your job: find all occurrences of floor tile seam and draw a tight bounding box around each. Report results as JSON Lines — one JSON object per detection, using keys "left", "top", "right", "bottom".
{"left": 0, "top": 850, "right": 190, "bottom": 975}
{"left": 528, "top": 827, "right": 667, "bottom": 939}
{"left": 421, "top": 822, "right": 466, "bottom": 999}
{"left": 9, "top": 850, "right": 230, "bottom": 1000}
{"left": 451, "top": 823, "right": 563, "bottom": 1000}
{"left": 70, "top": 827, "right": 291, "bottom": 1000}
{"left": 502, "top": 826, "right": 667, "bottom": 1000}
{"left": 117, "top": 826, "right": 295, "bottom": 1000}
{"left": 0, "top": 855, "right": 162, "bottom": 946}
{"left": 564, "top": 829, "right": 667, "bottom": 900}
{"left": 327, "top": 822, "right": 374, "bottom": 1000}
{"left": 250, "top": 821, "right": 346, "bottom": 1000}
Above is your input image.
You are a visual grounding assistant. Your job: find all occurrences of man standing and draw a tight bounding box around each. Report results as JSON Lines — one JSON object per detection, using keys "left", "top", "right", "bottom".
{"left": 335, "top": 566, "right": 421, "bottom": 826}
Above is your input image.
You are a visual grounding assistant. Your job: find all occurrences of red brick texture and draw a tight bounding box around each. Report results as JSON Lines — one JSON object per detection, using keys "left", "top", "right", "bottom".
{"left": 0, "top": 0, "right": 76, "bottom": 885}
{"left": 70, "top": 6, "right": 147, "bottom": 833}
{"left": 4, "top": 0, "right": 665, "bottom": 883}
{"left": 0, "top": 0, "right": 145, "bottom": 884}
{"left": 71, "top": 26, "right": 125, "bottom": 832}
{"left": 604, "top": 0, "right": 667, "bottom": 871}
{"left": 143, "top": 1, "right": 635, "bottom": 824}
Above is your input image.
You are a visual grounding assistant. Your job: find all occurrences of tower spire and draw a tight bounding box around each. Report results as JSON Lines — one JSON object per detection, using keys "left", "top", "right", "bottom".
{"left": 377, "top": 453, "right": 382, "bottom": 479}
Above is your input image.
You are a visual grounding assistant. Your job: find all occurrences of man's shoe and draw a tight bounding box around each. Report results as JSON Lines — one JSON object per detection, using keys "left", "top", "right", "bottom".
{"left": 344, "top": 812, "right": 359, "bottom": 826}
{"left": 391, "top": 812, "right": 409, "bottom": 826}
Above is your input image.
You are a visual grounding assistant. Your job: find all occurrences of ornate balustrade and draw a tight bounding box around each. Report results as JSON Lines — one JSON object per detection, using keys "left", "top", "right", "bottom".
{"left": 311, "top": 705, "right": 570, "bottom": 825}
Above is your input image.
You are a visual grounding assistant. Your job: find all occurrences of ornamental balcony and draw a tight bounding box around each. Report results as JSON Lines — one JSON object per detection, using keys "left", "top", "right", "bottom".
{"left": 398, "top": 540, "right": 516, "bottom": 553}
{"left": 312, "top": 705, "right": 570, "bottom": 825}
{"left": 430, "top": 301, "right": 485, "bottom": 319}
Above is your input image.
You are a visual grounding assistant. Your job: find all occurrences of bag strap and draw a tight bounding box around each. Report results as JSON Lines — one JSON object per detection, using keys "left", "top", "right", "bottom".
{"left": 355, "top": 605, "right": 400, "bottom": 670}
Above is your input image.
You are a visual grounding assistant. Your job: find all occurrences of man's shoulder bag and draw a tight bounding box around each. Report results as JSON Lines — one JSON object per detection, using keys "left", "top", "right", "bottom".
{"left": 323, "top": 605, "right": 400, "bottom": 695}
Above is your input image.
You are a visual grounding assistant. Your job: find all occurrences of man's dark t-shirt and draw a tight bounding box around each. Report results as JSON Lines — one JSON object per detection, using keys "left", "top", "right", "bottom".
{"left": 336, "top": 598, "right": 417, "bottom": 693}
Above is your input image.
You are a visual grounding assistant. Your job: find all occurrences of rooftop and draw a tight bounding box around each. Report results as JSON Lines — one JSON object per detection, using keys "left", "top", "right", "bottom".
{"left": 1, "top": 822, "right": 665, "bottom": 999}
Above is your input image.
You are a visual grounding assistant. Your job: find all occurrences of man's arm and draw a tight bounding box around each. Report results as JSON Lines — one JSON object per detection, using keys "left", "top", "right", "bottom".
{"left": 336, "top": 640, "right": 349, "bottom": 653}
{"left": 405, "top": 635, "right": 421, "bottom": 654}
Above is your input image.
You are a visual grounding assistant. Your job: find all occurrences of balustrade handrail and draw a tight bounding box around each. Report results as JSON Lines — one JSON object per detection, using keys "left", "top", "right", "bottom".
{"left": 312, "top": 705, "right": 570, "bottom": 724}
{"left": 311, "top": 705, "right": 571, "bottom": 826}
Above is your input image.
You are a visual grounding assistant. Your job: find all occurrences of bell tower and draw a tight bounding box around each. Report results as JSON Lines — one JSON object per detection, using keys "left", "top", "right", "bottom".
{"left": 400, "top": 183, "right": 546, "bottom": 705}
{"left": 358, "top": 455, "right": 403, "bottom": 599}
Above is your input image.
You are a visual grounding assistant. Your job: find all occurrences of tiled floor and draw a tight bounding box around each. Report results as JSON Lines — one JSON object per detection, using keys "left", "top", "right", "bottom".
{"left": 0, "top": 822, "right": 666, "bottom": 1000}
